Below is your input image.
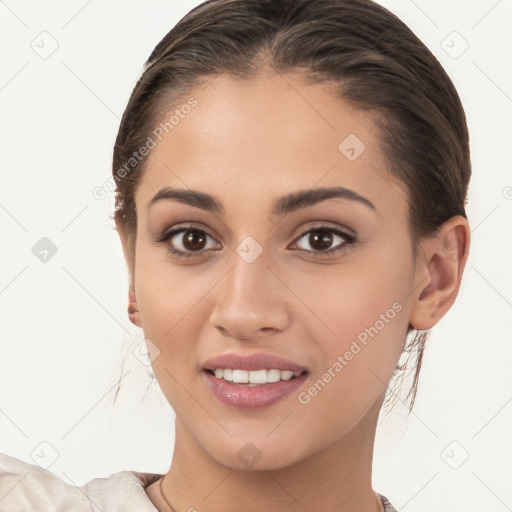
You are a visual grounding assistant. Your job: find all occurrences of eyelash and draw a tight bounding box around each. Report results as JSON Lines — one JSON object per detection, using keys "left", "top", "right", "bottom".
{"left": 154, "top": 224, "right": 357, "bottom": 259}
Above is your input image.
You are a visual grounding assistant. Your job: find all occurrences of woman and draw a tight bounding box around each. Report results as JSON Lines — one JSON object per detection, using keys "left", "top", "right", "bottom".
{"left": 0, "top": 0, "right": 471, "bottom": 510}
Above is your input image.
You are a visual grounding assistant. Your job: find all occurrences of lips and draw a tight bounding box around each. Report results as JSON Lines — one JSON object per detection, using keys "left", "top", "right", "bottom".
{"left": 202, "top": 368, "right": 309, "bottom": 409}
{"left": 202, "top": 352, "right": 308, "bottom": 373}
{"left": 200, "top": 352, "right": 309, "bottom": 408}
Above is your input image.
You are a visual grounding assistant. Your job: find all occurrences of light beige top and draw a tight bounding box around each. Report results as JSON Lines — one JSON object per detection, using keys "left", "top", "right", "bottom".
{"left": 0, "top": 452, "right": 399, "bottom": 511}
{"left": 0, "top": 452, "right": 161, "bottom": 511}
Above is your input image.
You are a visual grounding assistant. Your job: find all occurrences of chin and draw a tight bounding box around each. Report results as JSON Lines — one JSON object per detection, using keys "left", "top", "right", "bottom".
{"left": 200, "top": 432, "right": 310, "bottom": 472}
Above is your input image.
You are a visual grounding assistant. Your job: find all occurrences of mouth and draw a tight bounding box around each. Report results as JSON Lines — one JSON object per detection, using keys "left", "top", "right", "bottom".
{"left": 201, "top": 368, "right": 309, "bottom": 409}
{"left": 203, "top": 368, "right": 307, "bottom": 386}
{"left": 200, "top": 351, "right": 310, "bottom": 409}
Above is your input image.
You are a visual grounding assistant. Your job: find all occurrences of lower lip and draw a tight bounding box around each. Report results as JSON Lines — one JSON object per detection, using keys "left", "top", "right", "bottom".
{"left": 202, "top": 370, "right": 308, "bottom": 409}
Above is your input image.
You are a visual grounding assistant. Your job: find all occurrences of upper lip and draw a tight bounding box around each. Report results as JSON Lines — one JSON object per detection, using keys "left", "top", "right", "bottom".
{"left": 202, "top": 352, "right": 308, "bottom": 373}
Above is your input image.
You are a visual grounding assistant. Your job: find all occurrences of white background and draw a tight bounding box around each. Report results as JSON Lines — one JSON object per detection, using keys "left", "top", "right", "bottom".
{"left": 0, "top": 1, "right": 511, "bottom": 510}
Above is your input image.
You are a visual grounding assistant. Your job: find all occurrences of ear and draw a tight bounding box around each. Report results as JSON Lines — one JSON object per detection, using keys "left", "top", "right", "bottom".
{"left": 409, "top": 215, "right": 470, "bottom": 331}
{"left": 114, "top": 214, "right": 142, "bottom": 328}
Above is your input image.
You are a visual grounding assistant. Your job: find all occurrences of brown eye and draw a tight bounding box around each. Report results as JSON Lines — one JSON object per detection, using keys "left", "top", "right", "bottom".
{"left": 306, "top": 230, "right": 335, "bottom": 251}
{"left": 181, "top": 229, "right": 208, "bottom": 251}
{"left": 293, "top": 226, "right": 355, "bottom": 257}
{"left": 155, "top": 227, "right": 220, "bottom": 258}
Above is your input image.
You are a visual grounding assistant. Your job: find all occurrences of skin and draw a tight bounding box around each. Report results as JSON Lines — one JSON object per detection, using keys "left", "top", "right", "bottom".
{"left": 115, "top": 68, "right": 470, "bottom": 512}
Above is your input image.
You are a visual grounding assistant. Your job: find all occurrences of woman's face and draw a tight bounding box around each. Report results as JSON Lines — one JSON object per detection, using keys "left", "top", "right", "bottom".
{"left": 126, "top": 71, "right": 419, "bottom": 470}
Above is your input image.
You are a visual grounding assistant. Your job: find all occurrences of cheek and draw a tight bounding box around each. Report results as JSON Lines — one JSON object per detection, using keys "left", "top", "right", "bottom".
{"left": 133, "top": 260, "right": 212, "bottom": 412}
{"left": 133, "top": 248, "right": 208, "bottom": 361}
{"left": 298, "top": 242, "right": 412, "bottom": 341}
{"left": 294, "top": 246, "right": 412, "bottom": 403}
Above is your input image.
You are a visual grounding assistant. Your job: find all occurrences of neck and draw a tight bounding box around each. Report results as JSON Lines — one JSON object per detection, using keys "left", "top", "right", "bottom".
{"left": 159, "top": 398, "right": 383, "bottom": 512}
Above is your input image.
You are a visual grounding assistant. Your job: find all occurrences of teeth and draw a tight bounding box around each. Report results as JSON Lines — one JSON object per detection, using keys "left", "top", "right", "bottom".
{"left": 211, "top": 368, "right": 302, "bottom": 385}
{"left": 267, "top": 369, "right": 281, "bottom": 383}
{"left": 232, "top": 369, "right": 248, "bottom": 383}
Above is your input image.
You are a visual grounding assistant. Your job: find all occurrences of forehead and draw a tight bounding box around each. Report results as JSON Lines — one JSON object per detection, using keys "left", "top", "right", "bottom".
{"left": 135, "top": 71, "right": 407, "bottom": 220}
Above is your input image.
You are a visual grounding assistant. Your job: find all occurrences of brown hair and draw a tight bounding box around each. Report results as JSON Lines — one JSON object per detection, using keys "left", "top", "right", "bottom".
{"left": 112, "top": 0, "right": 471, "bottom": 412}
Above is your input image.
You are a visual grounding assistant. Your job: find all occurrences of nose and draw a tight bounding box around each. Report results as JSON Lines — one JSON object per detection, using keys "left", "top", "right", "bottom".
{"left": 208, "top": 248, "right": 291, "bottom": 342}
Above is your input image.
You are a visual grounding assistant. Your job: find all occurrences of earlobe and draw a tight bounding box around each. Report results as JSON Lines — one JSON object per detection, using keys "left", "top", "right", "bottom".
{"left": 409, "top": 215, "right": 470, "bottom": 331}
{"left": 128, "top": 285, "right": 142, "bottom": 328}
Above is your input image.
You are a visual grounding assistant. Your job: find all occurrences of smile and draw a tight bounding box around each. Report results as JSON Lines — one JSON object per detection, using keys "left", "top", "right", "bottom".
{"left": 208, "top": 368, "right": 304, "bottom": 385}
{"left": 202, "top": 369, "right": 309, "bottom": 409}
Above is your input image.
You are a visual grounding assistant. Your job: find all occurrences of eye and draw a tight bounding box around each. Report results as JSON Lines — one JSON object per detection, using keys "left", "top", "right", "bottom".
{"left": 291, "top": 226, "right": 356, "bottom": 257}
{"left": 155, "top": 226, "right": 220, "bottom": 258}
{"left": 155, "top": 224, "right": 357, "bottom": 260}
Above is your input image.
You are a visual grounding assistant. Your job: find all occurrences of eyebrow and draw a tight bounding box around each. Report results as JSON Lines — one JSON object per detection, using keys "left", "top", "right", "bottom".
{"left": 147, "top": 185, "right": 376, "bottom": 215}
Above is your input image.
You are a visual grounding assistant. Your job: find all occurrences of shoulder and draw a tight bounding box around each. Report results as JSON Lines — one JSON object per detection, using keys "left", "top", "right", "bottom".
{"left": 379, "top": 492, "right": 399, "bottom": 512}
{"left": 0, "top": 452, "right": 83, "bottom": 511}
{"left": 0, "top": 452, "right": 162, "bottom": 512}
